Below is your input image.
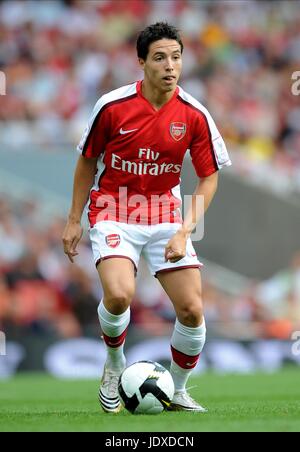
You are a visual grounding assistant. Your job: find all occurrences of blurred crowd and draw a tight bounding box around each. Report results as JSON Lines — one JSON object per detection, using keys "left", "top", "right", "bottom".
{"left": 1, "top": 195, "right": 299, "bottom": 342}
{"left": 0, "top": 0, "right": 300, "bottom": 195}
{"left": 0, "top": 0, "right": 300, "bottom": 344}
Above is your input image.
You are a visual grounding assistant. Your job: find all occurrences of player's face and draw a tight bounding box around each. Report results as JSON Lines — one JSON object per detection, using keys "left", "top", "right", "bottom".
{"left": 139, "top": 39, "right": 182, "bottom": 92}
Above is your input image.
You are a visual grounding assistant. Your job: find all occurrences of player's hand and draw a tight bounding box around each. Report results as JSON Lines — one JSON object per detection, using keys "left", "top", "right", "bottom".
{"left": 62, "top": 221, "right": 83, "bottom": 263}
{"left": 164, "top": 230, "right": 188, "bottom": 263}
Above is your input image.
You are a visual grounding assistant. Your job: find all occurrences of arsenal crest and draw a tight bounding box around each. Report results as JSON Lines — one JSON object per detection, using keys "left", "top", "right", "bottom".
{"left": 105, "top": 234, "right": 121, "bottom": 248}
{"left": 170, "top": 122, "right": 186, "bottom": 141}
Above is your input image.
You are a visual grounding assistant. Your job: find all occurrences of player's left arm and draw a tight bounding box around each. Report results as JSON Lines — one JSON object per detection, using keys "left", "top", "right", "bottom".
{"left": 165, "top": 104, "right": 231, "bottom": 263}
{"left": 165, "top": 172, "right": 218, "bottom": 263}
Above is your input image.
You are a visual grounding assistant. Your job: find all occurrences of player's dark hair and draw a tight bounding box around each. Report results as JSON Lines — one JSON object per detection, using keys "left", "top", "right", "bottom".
{"left": 136, "top": 22, "right": 184, "bottom": 61}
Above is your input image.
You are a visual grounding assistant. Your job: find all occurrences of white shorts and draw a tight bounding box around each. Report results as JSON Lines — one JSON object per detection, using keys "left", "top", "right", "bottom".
{"left": 90, "top": 221, "right": 202, "bottom": 277}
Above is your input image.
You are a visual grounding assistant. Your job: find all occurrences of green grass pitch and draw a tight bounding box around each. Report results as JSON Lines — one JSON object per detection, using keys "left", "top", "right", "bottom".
{"left": 0, "top": 369, "right": 299, "bottom": 432}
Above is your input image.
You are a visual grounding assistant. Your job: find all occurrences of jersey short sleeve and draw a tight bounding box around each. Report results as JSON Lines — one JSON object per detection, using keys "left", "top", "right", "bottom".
{"left": 77, "top": 98, "right": 110, "bottom": 158}
{"left": 190, "top": 108, "right": 231, "bottom": 178}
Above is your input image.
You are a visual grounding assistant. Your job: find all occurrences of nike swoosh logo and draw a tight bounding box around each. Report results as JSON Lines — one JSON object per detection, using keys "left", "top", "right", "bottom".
{"left": 186, "top": 360, "right": 198, "bottom": 367}
{"left": 120, "top": 128, "right": 138, "bottom": 135}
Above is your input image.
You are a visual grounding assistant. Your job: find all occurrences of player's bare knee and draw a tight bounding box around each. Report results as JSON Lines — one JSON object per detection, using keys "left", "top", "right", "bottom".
{"left": 178, "top": 300, "right": 203, "bottom": 327}
{"left": 104, "top": 288, "right": 134, "bottom": 314}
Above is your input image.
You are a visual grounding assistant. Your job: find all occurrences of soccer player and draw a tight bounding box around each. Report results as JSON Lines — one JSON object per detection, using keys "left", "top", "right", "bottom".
{"left": 62, "top": 22, "right": 231, "bottom": 413}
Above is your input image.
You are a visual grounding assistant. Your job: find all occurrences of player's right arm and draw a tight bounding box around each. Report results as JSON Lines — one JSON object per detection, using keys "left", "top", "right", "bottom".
{"left": 63, "top": 94, "right": 110, "bottom": 262}
{"left": 62, "top": 155, "right": 98, "bottom": 263}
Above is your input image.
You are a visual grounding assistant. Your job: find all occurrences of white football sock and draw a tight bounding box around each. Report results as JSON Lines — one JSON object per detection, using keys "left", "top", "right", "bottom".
{"left": 170, "top": 318, "right": 206, "bottom": 392}
{"left": 98, "top": 300, "right": 130, "bottom": 371}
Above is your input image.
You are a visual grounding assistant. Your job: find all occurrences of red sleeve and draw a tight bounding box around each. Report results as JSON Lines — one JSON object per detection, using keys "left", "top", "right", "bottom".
{"left": 190, "top": 113, "right": 219, "bottom": 178}
{"left": 78, "top": 107, "right": 110, "bottom": 159}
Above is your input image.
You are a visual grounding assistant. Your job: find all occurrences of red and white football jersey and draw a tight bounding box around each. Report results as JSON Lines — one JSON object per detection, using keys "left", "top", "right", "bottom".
{"left": 77, "top": 81, "right": 231, "bottom": 226}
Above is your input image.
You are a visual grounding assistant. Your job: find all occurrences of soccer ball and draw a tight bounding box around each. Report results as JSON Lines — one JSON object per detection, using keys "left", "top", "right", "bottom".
{"left": 118, "top": 360, "right": 175, "bottom": 414}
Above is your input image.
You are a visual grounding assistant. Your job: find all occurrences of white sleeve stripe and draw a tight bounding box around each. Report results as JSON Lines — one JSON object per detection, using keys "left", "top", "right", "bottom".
{"left": 196, "top": 106, "right": 219, "bottom": 171}
{"left": 178, "top": 87, "right": 231, "bottom": 170}
{"left": 77, "top": 83, "right": 138, "bottom": 155}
